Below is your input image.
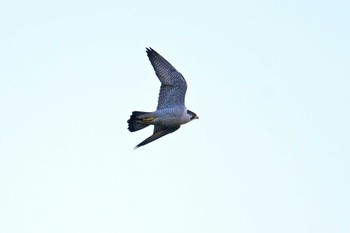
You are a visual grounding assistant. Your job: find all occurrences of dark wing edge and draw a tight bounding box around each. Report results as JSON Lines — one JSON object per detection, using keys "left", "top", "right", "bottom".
{"left": 134, "top": 125, "right": 180, "bottom": 149}
{"left": 146, "top": 47, "right": 187, "bottom": 86}
{"left": 146, "top": 47, "right": 187, "bottom": 109}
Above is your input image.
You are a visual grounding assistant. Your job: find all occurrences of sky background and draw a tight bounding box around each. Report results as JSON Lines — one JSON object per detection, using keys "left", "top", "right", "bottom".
{"left": 1, "top": 0, "right": 349, "bottom": 232}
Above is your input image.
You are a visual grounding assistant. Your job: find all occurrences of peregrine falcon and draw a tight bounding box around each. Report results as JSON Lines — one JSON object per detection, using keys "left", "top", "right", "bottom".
{"left": 127, "top": 47, "right": 198, "bottom": 149}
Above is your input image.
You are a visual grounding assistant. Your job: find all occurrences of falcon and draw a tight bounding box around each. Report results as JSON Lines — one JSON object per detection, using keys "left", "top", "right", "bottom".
{"left": 127, "top": 47, "right": 198, "bottom": 149}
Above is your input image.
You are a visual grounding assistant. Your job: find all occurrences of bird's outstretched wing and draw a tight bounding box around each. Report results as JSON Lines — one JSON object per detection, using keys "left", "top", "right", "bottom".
{"left": 134, "top": 125, "right": 180, "bottom": 149}
{"left": 146, "top": 48, "right": 187, "bottom": 110}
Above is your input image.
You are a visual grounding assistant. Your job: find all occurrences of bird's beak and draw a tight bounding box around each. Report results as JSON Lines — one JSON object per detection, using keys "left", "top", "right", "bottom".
{"left": 195, "top": 116, "right": 199, "bottom": 120}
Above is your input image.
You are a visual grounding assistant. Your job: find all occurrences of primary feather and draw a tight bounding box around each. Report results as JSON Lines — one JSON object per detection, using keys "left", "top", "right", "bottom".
{"left": 127, "top": 47, "right": 198, "bottom": 149}
{"left": 146, "top": 48, "right": 187, "bottom": 110}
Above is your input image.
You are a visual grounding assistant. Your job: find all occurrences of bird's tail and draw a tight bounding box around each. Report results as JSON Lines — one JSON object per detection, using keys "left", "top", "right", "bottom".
{"left": 127, "top": 111, "right": 153, "bottom": 132}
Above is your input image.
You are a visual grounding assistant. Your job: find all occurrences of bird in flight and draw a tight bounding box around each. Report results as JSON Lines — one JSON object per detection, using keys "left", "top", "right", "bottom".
{"left": 127, "top": 47, "right": 198, "bottom": 149}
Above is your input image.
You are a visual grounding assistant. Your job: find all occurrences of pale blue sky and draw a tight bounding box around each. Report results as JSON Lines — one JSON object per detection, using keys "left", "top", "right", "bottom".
{"left": 1, "top": 0, "right": 349, "bottom": 232}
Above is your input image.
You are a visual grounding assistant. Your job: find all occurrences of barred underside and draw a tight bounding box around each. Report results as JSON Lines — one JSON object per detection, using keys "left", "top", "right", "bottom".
{"left": 126, "top": 48, "right": 197, "bottom": 149}
{"left": 146, "top": 48, "right": 187, "bottom": 110}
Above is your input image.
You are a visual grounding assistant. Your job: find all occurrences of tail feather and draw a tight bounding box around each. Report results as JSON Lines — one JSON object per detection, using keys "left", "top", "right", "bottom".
{"left": 127, "top": 111, "right": 151, "bottom": 132}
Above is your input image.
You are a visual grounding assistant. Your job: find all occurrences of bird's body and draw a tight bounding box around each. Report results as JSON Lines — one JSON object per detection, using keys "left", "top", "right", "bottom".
{"left": 127, "top": 48, "right": 198, "bottom": 149}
